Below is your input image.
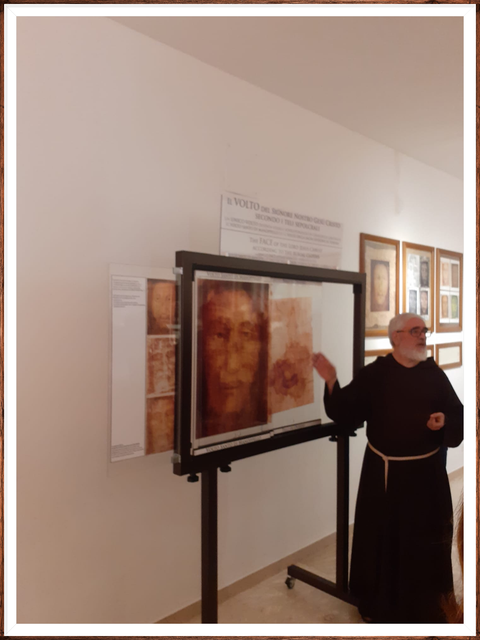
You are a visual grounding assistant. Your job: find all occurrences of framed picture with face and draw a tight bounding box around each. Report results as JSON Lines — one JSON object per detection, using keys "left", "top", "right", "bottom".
{"left": 360, "top": 233, "right": 400, "bottom": 337}
{"left": 435, "top": 248, "right": 462, "bottom": 333}
{"left": 402, "top": 242, "right": 434, "bottom": 331}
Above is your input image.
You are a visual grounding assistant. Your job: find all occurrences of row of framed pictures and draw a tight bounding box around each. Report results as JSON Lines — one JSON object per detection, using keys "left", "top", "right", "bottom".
{"left": 365, "top": 342, "right": 463, "bottom": 371}
{"left": 360, "top": 233, "right": 462, "bottom": 337}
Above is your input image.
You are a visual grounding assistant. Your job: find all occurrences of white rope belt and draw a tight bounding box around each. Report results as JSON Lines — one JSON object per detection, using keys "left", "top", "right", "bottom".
{"left": 368, "top": 442, "right": 440, "bottom": 491}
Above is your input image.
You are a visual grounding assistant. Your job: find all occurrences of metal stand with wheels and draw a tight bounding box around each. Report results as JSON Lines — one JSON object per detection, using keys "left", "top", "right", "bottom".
{"left": 285, "top": 430, "right": 359, "bottom": 607}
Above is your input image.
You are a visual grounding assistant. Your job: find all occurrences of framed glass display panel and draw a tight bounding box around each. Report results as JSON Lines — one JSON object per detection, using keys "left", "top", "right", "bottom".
{"left": 435, "top": 342, "right": 462, "bottom": 370}
{"left": 402, "top": 242, "right": 434, "bottom": 330}
{"left": 360, "top": 233, "right": 400, "bottom": 337}
{"left": 173, "top": 251, "right": 366, "bottom": 476}
{"left": 435, "top": 248, "right": 463, "bottom": 333}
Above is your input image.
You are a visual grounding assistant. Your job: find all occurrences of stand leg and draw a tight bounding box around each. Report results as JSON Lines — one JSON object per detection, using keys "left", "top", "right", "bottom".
{"left": 336, "top": 433, "right": 349, "bottom": 592}
{"left": 201, "top": 468, "right": 218, "bottom": 623}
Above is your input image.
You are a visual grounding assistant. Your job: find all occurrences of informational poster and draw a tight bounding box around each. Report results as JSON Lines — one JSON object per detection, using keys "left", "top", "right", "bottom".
{"left": 110, "top": 264, "right": 177, "bottom": 462}
{"left": 191, "top": 270, "right": 322, "bottom": 453}
{"left": 220, "top": 193, "right": 342, "bottom": 268}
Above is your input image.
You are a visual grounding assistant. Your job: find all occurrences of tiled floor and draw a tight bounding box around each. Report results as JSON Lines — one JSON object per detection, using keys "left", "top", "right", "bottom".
{"left": 183, "top": 472, "right": 463, "bottom": 623}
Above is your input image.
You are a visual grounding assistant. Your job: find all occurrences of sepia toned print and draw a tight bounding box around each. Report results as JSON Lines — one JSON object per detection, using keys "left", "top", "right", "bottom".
{"left": 147, "top": 279, "right": 176, "bottom": 335}
{"left": 441, "top": 294, "right": 449, "bottom": 320}
{"left": 441, "top": 260, "right": 450, "bottom": 288}
{"left": 451, "top": 263, "right": 459, "bottom": 289}
{"left": 370, "top": 260, "right": 390, "bottom": 312}
{"left": 196, "top": 279, "right": 269, "bottom": 438}
{"left": 146, "top": 396, "right": 174, "bottom": 454}
{"left": 269, "top": 297, "right": 314, "bottom": 414}
{"left": 146, "top": 336, "right": 176, "bottom": 396}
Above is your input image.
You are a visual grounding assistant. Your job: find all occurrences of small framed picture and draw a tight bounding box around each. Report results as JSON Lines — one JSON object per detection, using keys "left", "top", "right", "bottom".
{"left": 360, "top": 233, "right": 400, "bottom": 337}
{"left": 435, "top": 342, "right": 462, "bottom": 370}
{"left": 402, "top": 242, "right": 434, "bottom": 331}
{"left": 364, "top": 348, "right": 392, "bottom": 365}
{"left": 435, "top": 249, "right": 462, "bottom": 333}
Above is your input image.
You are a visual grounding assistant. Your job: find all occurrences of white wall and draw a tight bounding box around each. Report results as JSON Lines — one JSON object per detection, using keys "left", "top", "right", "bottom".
{"left": 16, "top": 17, "right": 464, "bottom": 624}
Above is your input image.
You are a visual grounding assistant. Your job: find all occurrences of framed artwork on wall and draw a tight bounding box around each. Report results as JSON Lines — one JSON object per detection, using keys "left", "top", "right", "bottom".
{"left": 360, "top": 233, "right": 400, "bottom": 337}
{"left": 402, "top": 242, "right": 435, "bottom": 331}
{"left": 364, "top": 348, "right": 391, "bottom": 365}
{"left": 435, "top": 342, "right": 462, "bottom": 370}
{"left": 435, "top": 248, "right": 462, "bottom": 333}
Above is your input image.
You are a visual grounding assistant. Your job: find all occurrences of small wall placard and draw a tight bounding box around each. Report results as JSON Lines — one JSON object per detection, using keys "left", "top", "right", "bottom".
{"left": 435, "top": 342, "right": 462, "bottom": 370}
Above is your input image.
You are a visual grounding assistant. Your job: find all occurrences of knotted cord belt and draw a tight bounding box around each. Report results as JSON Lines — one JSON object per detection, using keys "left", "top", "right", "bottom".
{"left": 368, "top": 441, "right": 440, "bottom": 491}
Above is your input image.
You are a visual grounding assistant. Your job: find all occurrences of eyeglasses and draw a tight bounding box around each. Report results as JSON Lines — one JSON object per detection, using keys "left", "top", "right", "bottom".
{"left": 396, "top": 326, "right": 431, "bottom": 338}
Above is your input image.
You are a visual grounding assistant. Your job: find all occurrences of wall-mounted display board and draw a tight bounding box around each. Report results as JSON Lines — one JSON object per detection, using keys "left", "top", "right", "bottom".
{"left": 402, "top": 242, "right": 435, "bottom": 330}
{"left": 360, "top": 233, "right": 399, "bottom": 337}
{"left": 110, "top": 264, "right": 177, "bottom": 462}
{"left": 436, "top": 248, "right": 462, "bottom": 333}
{"left": 173, "top": 251, "right": 365, "bottom": 476}
{"left": 435, "top": 342, "right": 463, "bottom": 370}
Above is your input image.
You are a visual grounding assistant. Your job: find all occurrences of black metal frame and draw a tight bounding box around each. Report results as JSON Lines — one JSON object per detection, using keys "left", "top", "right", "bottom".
{"left": 173, "top": 250, "right": 365, "bottom": 477}
{"left": 173, "top": 250, "right": 365, "bottom": 622}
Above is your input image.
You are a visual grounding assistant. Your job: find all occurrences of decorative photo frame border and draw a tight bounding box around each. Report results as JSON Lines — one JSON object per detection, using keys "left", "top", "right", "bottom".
{"left": 402, "top": 241, "right": 435, "bottom": 331}
{"left": 360, "top": 233, "right": 400, "bottom": 337}
{"left": 435, "top": 248, "right": 463, "bottom": 333}
{"left": 435, "top": 342, "right": 463, "bottom": 370}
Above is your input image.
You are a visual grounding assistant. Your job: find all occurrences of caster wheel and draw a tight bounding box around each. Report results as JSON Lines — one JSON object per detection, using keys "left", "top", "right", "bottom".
{"left": 285, "top": 576, "right": 296, "bottom": 589}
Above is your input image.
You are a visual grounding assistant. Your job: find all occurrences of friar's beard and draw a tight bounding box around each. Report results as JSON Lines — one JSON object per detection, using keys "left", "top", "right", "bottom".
{"left": 398, "top": 344, "right": 428, "bottom": 362}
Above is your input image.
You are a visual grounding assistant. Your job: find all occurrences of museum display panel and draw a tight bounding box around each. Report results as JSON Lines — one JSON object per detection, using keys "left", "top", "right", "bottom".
{"left": 173, "top": 251, "right": 365, "bottom": 476}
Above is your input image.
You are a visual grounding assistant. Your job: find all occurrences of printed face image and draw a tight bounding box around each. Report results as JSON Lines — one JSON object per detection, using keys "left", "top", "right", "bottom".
{"left": 441, "top": 294, "right": 449, "bottom": 319}
{"left": 370, "top": 261, "right": 390, "bottom": 312}
{"left": 146, "top": 396, "right": 174, "bottom": 454}
{"left": 147, "top": 280, "right": 176, "bottom": 335}
{"left": 451, "top": 263, "right": 459, "bottom": 288}
{"left": 451, "top": 295, "right": 459, "bottom": 319}
{"left": 269, "top": 297, "right": 314, "bottom": 414}
{"left": 420, "top": 290, "right": 428, "bottom": 315}
{"left": 197, "top": 280, "right": 269, "bottom": 438}
{"left": 420, "top": 260, "right": 429, "bottom": 287}
{"left": 408, "top": 290, "right": 417, "bottom": 314}
{"left": 441, "top": 261, "right": 450, "bottom": 288}
{"left": 146, "top": 336, "right": 176, "bottom": 396}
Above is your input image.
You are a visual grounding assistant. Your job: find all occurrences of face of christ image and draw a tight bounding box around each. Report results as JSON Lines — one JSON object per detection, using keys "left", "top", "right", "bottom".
{"left": 148, "top": 280, "right": 175, "bottom": 335}
{"left": 371, "top": 261, "right": 389, "bottom": 312}
{"left": 199, "top": 282, "right": 268, "bottom": 437}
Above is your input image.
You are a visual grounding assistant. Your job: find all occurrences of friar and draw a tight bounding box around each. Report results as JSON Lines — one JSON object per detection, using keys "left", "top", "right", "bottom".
{"left": 313, "top": 312, "right": 463, "bottom": 623}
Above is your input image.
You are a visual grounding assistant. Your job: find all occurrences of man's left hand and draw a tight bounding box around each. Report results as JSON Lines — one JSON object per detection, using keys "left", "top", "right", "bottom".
{"left": 427, "top": 412, "right": 445, "bottom": 430}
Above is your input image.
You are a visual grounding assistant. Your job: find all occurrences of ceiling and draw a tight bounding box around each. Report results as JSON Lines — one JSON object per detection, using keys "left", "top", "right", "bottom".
{"left": 111, "top": 16, "right": 463, "bottom": 179}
